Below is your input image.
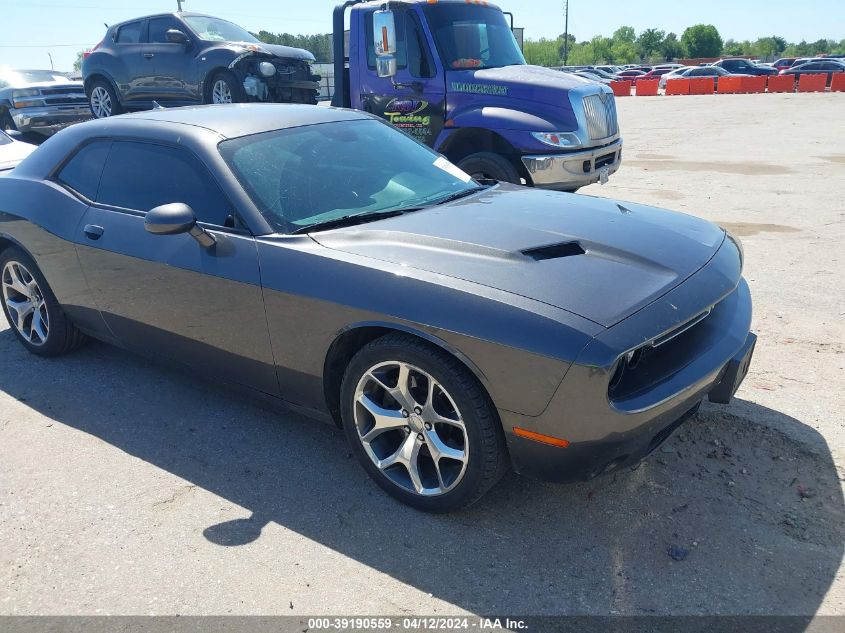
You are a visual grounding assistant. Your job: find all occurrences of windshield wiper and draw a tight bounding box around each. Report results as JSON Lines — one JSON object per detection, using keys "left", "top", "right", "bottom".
{"left": 429, "top": 184, "right": 490, "bottom": 206}
{"left": 291, "top": 209, "right": 407, "bottom": 235}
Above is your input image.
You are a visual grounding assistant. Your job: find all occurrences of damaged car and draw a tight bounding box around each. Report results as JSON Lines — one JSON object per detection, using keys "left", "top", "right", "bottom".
{"left": 81, "top": 12, "right": 320, "bottom": 117}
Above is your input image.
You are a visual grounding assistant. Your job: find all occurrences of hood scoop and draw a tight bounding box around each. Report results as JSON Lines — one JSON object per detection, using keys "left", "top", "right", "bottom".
{"left": 522, "top": 241, "right": 586, "bottom": 261}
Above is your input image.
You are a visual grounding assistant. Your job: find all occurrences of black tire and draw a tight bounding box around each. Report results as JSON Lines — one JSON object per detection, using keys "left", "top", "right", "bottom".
{"left": 87, "top": 78, "right": 123, "bottom": 118}
{"left": 456, "top": 152, "right": 521, "bottom": 185}
{"left": 340, "top": 333, "right": 508, "bottom": 512}
{"left": 1, "top": 110, "right": 16, "bottom": 132}
{"left": 0, "top": 247, "right": 86, "bottom": 357}
{"left": 205, "top": 70, "right": 245, "bottom": 105}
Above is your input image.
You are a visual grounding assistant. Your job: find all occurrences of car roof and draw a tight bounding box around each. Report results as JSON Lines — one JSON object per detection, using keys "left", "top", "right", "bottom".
{"left": 113, "top": 104, "right": 371, "bottom": 139}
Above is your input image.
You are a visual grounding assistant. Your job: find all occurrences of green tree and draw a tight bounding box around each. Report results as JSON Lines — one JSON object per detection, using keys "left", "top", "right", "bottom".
{"left": 612, "top": 26, "right": 637, "bottom": 45}
{"left": 637, "top": 28, "right": 665, "bottom": 60}
{"left": 524, "top": 37, "right": 563, "bottom": 66}
{"left": 73, "top": 50, "right": 85, "bottom": 72}
{"left": 660, "top": 32, "right": 685, "bottom": 61}
{"left": 723, "top": 39, "right": 745, "bottom": 56}
{"left": 681, "top": 24, "right": 723, "bottom": 57}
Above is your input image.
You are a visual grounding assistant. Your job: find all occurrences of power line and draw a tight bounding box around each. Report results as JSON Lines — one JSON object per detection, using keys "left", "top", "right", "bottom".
{"left": 0, "top": 44, "right": 92, "bottom": 48}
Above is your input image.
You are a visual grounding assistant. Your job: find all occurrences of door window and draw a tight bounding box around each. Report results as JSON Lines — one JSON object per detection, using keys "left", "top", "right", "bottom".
{"left": 96, "top": 141, "right": 232, "bottom": 226}
{"left": 406, "top": 13, "right": 436, "bottom": 78}
{"left": 116, "top": 21, "right": 143, "bottom": 44}
{"left": 56, "top": 141, "right": 111, "bottom": 200}
{"left": 148, "top": 17, "right": 184, "bottom": 44}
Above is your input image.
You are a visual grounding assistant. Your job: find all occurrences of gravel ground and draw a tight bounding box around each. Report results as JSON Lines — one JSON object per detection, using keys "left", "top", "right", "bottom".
{"left": 1, "top": 93, "right": 843, "bottom": 617}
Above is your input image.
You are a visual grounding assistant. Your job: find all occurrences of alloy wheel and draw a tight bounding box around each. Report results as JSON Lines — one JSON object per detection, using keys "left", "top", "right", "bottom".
{"left": 1, "top": 261, "right": 49, "bottom": 346}
{"left": 353, "top": 361, "right": 469, "bottom": 496}
{"left": 90, "top": 86, "right": 112, "bottom": 118}
{"left": 212, "top": 79, "right": 233, "bottom": 104}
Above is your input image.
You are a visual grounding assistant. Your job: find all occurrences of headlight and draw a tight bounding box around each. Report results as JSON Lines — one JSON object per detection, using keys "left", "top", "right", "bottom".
{"left": 12, "top": 88, "right": 41, "bottom": 108}
{"left": 258, "top": 61, "right": 276, "bottom": 77}
{"left": 531, "top": 132, "right": 582, "bottom": 149}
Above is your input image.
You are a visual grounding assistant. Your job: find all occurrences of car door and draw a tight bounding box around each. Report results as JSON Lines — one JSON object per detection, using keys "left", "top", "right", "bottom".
{"left": 354, "top": 8, "right": 446, "bottom": 148}
{"left": 73, "top": 139, "right": 278, "bottom": 395}
{"left": 112, "top": 20, "right": 150, "bottom": 104}
{"left": 142, "top": 16, "right": 197, "bottom": 103}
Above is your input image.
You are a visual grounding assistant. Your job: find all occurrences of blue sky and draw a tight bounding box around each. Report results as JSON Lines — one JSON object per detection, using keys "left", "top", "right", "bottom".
{"left": 2, "top": 0, "right": 842, "bottom": 72}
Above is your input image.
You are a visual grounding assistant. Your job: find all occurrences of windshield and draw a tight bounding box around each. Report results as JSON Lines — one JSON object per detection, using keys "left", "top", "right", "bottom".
{"left": 220, "top": 119, "right": 477, "bottom": 234}
{"left": 423, "top": 5, "right": 525, "bottom": 70}
{"left": 182, "top": 16, "right": 259, "bottom": 43}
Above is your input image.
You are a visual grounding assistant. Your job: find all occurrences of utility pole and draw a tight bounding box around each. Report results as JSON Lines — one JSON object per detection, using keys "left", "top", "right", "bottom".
{"left": 562, "top": 0, "right": 569, "bottom": 65}
{"left": 177, "top": 0, "right": 184, "bottom": 11}
{"left": 47, "top": 52, "right": 54, "bottom": 70}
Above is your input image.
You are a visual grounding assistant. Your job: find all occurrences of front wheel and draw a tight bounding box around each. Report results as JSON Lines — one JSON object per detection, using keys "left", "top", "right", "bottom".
{"left": 206, "top": 71, "right": 244, "bottom": 105}
{"left": 0, "top": 248, "right": 86, "bottom": 356}
{"left": 340, "top": 333, "right": 508, "bottom": 512}
{"left": 456, "top": 152, "right": 521, "bottom": 185}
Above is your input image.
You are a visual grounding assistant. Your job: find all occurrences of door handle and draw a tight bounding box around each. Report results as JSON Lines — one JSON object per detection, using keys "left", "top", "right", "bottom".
{"left": 83, "top": 224, "right": 104, "bottom": 240}
{"left": 143, "top": 53, "right": 154, "bottom": 59}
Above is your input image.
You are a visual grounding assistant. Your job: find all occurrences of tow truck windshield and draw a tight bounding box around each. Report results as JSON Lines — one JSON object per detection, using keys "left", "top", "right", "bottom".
{"left": 423, "top": 5, "right": 525, "bottom": 70}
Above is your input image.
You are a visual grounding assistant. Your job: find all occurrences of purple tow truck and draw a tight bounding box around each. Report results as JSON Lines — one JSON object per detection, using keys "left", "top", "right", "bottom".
{"left": 330, "top": 0, "right": 622, "bottom": 191}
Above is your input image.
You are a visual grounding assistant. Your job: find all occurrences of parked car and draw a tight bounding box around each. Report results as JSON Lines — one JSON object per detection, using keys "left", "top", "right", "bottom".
{"left": 779, "top": 59, "right": 845, "bottom": 86}
{"left": 0, "top": 130, "right": 36, "bottom": 172}
{"left": 0, "top": 104, "right": 755, "bottom": 511}
{"left": 584, "top": 67, "right": 620, "bottom": 81}
{"left": 771, "top": 58, "right": 799, "bottom": 72}
{"left": 711, "top": 58, "right": 777, "bottom": 76}
{"left": 616, "top": 69, "right": 647, "bottom": 82}
{"left": 638, "top": 67, "right": 676, "bottom": 82}
{"left": 81, "top": 11, "right": 320, "bottom": 118}
{"left": 659, "top": 65, "right": 750, "bottom": 89}
{"left": 593, "top": 65, "right": 622, "bottom": 75}
{"left": 572, "top": 71, "right": 612, "bottom": 85}
{"left": 0, "top": 69, "right": 91, "bottom": 138}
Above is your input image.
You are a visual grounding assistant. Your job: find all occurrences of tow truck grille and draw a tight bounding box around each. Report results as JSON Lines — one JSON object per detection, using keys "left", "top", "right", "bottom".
{"left": 582, "top": 93, "right": 619, "bottom": 140}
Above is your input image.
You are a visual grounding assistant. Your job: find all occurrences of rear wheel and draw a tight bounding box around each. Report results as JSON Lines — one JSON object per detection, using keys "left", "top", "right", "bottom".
{"left": 88, "top": 79, "right": 122, "bottom": 118}
{"left": 0, "top": 248, "right": 86, "bottom": 357}
{"left": 457, "top": 152, "right": 521, "bottom": 185}
{"left": 340, "top": 333, "right": 508, "bottom": 512}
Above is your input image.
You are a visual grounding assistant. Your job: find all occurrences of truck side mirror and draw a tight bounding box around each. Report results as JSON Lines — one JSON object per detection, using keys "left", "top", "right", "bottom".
{"left": 373, "top": 9, "right": 398, "bottom": 78}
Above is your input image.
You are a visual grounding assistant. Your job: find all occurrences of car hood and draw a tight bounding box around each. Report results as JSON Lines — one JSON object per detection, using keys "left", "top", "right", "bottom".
{"left": 0, "top": 80, "right": 83, "bottom": 92}
{"left": 0, "top": 140, "right": 36, "bottom": 172}
{"left": 222, "top": 41, "right": 315, "bottom": 62}
{"left": 312, "top": 186, "right": 726, "bottom": 328}
{"left": 449, "top": 65, "right": 600, "bottom": 107}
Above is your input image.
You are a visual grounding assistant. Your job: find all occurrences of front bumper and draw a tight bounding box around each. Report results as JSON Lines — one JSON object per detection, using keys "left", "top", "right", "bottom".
{"left": 10, "top": 105, "right": 92, "bottom": 136}
{"left": 501, "top": 241, "right": 754, "bottom": 483}
{"left": 522, "top": 137, "right": 623, "bottom": 190}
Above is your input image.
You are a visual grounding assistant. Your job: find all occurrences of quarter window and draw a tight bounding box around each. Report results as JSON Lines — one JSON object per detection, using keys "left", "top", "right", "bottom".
{"left": 116, "top": 21, "right": 143, "bottom": 44}
{"left": 97, "top": 141, "right": 231, "bottom": 226}
{"left": 56, "top": 141, "right": 111, "bottom": 200}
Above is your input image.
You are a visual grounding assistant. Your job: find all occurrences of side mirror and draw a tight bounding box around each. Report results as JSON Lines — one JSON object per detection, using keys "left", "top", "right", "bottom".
{"left": 166, "top": 29, "right": 189, "bottom": 45}
{"left": 372, "top": 9, "right": 397, "bottom": 78}
{"left": 145, "top": 203, "right": 216, "bottom": 249}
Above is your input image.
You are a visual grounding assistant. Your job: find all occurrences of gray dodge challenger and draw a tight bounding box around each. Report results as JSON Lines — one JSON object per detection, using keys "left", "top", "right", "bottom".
{"left": 0, "top": 104, "right": 755, "bottom": 512}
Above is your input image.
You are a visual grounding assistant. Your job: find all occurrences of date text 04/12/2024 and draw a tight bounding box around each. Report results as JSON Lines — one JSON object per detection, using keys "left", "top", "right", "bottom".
{"left": 306, "top": 617, "right": 528, "bottom": 630}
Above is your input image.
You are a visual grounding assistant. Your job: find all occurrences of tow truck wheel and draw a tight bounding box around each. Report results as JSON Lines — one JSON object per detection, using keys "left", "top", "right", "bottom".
{"left": 457, "top": 152, "right": 520, "bottom": 185}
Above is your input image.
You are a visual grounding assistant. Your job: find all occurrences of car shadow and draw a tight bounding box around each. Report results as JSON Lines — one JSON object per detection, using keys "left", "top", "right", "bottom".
{"left": 1, "top": 332, "right": 842, "bottom": 617}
